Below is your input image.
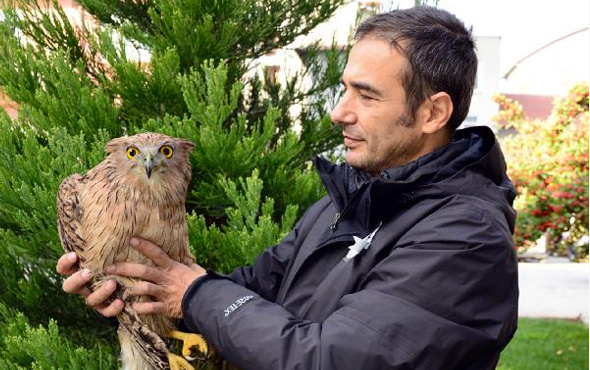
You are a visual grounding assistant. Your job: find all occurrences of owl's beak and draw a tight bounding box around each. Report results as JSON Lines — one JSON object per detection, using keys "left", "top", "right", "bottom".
{"left": 144, "top": 154, "right": 154, "bottom": 179}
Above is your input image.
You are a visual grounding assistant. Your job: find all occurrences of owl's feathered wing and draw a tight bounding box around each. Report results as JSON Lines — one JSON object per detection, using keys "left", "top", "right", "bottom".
{"left": 57, "top": 173, "right": 172, "bottom": 369}
{"left": 57, "top": 174, "right": 86, "bottom": 257}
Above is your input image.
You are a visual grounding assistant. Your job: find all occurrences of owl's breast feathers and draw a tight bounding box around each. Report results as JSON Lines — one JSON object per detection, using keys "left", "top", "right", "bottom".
{"left": 57, "top": 162, "right": 194, "bottom": 275}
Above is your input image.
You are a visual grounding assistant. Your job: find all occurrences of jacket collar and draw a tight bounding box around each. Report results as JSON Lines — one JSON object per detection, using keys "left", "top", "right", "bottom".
{"left": 315, "top": 126, "right": 512, "bottom": 218}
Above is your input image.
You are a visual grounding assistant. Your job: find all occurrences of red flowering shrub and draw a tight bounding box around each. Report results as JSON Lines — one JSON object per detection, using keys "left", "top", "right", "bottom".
{"left": 495, "top": 83, "right": 589, "bottom": 259}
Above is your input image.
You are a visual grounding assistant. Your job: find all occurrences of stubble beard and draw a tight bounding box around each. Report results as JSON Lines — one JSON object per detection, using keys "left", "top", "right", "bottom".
{"left": 347, "top": 109, "right": 417, "bottom": 176}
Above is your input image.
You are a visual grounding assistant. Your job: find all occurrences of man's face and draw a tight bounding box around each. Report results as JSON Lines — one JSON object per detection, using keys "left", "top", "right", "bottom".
{"left": 331, "top": 37, "right": 428, "bottom": 175}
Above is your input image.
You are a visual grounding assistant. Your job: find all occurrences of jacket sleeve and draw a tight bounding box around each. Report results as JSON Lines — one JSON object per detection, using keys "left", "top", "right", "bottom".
{"left": 227, "top": 196, "right": 331, "bottom": 301}
{"left": 181, "top": 200, "right": 518, "bottom": 370}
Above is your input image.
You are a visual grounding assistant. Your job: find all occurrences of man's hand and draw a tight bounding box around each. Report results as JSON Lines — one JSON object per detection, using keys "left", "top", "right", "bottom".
{"left": 56, "top": 252, "right": 125, "bottom": 317}
{"left": 105, "top": 237, "right": 207, "bottom": 318}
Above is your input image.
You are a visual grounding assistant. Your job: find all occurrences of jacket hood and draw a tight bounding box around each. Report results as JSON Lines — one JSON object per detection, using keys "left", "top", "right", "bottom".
{"left": 315, "top": 126, "right": 516, "bottom": 231}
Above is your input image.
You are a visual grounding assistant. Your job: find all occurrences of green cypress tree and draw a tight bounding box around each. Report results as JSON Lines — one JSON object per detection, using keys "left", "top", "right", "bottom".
{"left": 0, "top": 0, "right": 350, "bottom": 367}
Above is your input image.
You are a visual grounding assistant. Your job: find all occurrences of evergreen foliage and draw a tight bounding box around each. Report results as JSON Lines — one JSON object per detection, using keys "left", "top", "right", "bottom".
{"left": 0, "top": 304, "right": 118, "bottom": 369}
{"left": 0, "top": 0, "right": 349, "bottom": 367}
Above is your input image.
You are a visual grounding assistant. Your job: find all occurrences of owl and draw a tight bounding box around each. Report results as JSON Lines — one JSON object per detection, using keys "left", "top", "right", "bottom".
{"left": 57, "top": 132, "right": 207, "bottom": 370}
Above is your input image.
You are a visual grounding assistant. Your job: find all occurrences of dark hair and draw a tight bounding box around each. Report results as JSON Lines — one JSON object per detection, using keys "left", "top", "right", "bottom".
{"left": 355, "top": 6, "right": 477, "bottom": 131}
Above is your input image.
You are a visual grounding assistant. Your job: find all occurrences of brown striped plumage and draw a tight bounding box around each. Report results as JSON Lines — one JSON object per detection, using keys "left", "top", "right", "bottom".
{"left": 57, "top": 133, "right": 196, "bottom": 370}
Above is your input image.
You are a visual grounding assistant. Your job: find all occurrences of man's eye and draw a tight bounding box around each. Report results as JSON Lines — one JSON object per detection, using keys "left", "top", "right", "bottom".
{"left": 360, "top": 94, "right": 375, "bottom": 101}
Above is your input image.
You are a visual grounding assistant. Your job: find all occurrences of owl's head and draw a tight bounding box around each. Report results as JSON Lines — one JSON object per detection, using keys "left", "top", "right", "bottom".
{"left": 105, "top": 133, "right": 195, "bottom": 185}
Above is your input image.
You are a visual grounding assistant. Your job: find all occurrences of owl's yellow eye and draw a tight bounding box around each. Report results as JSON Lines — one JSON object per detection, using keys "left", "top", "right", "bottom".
{"left": 159, "top": 145, "right": 173, "bottom": 158}
{"left": 126, "top": 146, "right": 139, "bottom": 160}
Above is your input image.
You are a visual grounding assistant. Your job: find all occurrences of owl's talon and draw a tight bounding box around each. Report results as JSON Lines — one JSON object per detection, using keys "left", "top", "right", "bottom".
{"left": 168, "top": 330, "right": 209, "bottom": 361}
{"left": 167, "top": 353, "right": 195, "bottom": 370}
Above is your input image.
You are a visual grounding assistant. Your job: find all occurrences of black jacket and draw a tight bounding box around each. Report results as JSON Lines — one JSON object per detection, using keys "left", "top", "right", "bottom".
{"left": 182, "top": 126, "right": 519, "bottom": 370}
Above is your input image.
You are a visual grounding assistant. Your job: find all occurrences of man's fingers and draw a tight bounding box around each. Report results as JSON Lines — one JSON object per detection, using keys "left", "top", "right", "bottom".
{"left": 106, "top": 262, "right": 162, "bottom": 282}
{"left": 85, "top": 279, "right": 118, "bottom": 307}
{"left": 132, "top": 301, "right": 166, "bottom": 315}
{"left": 96, "top": 299, "right": 125, "bottom": 317}
{"left": 56, "top": 252, "right": 79, "bottom": 276}
{"left": 130, "top": 237, "right": 172, "bottom": 268}
{"left": 62, "top": 268, "right": 93, "bottom": 295}
{"left": 128, "top": 281, "right": 163, "bottom": 298}
{"left": 57, "top": 253, "right": 124, "bottom": 318}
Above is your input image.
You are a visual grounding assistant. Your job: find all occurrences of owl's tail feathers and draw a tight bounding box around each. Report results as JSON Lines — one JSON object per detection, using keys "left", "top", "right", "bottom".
{"left": 118, "top": 307, "right": 170, "bottom": 370}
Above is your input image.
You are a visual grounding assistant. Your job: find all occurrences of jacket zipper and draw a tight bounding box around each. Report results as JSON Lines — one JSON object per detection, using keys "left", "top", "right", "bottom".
{"left": 330, "top": 212, "right": 341, "bottom": 230}
{"left": 327, "top": 176, "right": 375, "bottom": 232}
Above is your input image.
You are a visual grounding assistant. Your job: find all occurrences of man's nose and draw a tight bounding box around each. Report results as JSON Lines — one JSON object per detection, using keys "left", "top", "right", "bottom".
{"left": 330, "top": 94, "right": 357, "bottom": 126}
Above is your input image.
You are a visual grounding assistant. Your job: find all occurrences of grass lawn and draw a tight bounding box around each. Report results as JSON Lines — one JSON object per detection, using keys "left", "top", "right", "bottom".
{"left": 497, "top": 318, "right": 589, "bottom": 369}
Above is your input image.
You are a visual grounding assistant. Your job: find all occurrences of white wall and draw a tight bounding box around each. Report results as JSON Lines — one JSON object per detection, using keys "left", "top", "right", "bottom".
{"left": 462, "top": 36, "right": 502, "bottom": 129}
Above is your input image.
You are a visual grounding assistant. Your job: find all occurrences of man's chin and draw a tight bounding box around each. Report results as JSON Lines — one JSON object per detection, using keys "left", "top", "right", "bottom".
{"left": 345, "top": 152, "right": 368, "bottom": 170}
{"left": 346, "top": 153, "right": 383, "bottom": 176}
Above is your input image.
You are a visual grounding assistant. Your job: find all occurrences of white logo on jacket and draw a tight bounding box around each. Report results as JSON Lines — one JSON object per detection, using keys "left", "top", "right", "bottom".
{"left": 343, "top": 223, "right": 382, "bottom": 262}
{"left": 224, "top": 295, "right": 254, "bottom": 317}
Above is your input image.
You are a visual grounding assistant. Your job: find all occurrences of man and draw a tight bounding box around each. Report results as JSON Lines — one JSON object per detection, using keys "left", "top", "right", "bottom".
{"left": 58, "top": 6, "right": 518, "bottom": 369}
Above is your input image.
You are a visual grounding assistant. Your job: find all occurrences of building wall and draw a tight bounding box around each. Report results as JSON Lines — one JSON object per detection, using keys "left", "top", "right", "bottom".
{"left": 0, "top": 91, "right": 17, "bottom": 119}
{"left": 499, "top": 29, "right": 589, "bottom": 96}
{"left": 463, "top": 36, "right": 501, "bottom": 128}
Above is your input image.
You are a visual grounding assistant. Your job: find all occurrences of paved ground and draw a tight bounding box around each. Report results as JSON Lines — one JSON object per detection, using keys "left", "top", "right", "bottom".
{"left": 518, "top": 261, "right": 589, "bottom": 323}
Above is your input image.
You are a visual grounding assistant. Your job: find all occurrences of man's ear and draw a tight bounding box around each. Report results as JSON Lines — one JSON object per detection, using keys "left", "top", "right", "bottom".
{"left": 421, "top": 92, "right": 453, "bottom": 134}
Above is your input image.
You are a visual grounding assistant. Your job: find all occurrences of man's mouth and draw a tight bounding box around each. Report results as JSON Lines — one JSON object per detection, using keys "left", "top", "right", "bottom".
{"left": 344, "top": 135, "right": 363, "bottom": 148}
